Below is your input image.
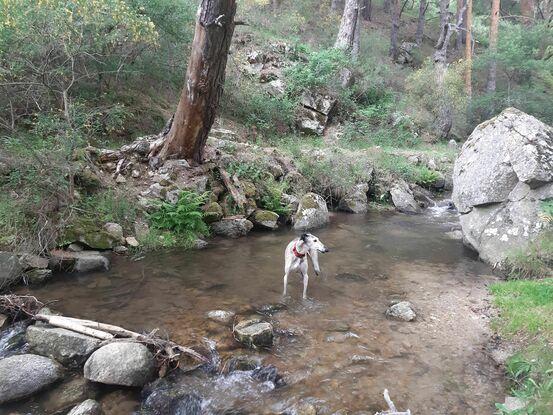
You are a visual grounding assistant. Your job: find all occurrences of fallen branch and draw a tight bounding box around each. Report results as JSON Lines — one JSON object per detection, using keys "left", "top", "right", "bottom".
{"left": 375, "top": 389, "right": 412, "bottom": 415}
{"left": 219, "top": 168, "right": 246, "bottom": 210}
{"left": 0, "top": 294, "right": 208, "bottom": 368}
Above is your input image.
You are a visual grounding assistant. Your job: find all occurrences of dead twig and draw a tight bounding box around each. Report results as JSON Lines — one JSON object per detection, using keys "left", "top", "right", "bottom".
{"left": 374, "top": 389, "right": 412, "bottom": 415}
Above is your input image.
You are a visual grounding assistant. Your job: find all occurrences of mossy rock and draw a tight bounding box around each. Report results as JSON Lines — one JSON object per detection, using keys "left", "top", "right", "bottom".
{"left": 62, "top": 221, "right": 120, "bottom": 250}
{"left": 293, "top": 192, "right": 329, "bottom": 230}
{"left": 203, "top": 202, "right": 223, "bottom": 224}
{"left": 241, "top": 180, "right": 257, "bottom": 198}
{"left": 250, "top": 209, "right": 279, "bottom": 230}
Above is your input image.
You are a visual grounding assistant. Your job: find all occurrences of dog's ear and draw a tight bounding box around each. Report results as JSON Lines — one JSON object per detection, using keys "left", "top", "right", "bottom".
{"left": 300, "top": 233, "right": 309, "bottom": 242}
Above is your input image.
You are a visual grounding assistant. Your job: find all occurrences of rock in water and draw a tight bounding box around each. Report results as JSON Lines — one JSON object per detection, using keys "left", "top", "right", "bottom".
{"left": 67, "top": 399, "right": 104, "bottom": 415}
{"left": 83, "top": 342, "right": 155, "bottom": 387}
{"left": 26, "top": 326, "right": 101, "bottom": 367}
{"left": 338, "top": 183, "right": 369, "bottom": 214}
{"left": 211, "top": 217, "right": 254, "bottom": 238}
{"left": 206, "top": 309, "right": 235, "bottom": 324}
{"left": 385, "top": 301, "right": 416, "bottom": 322}
{"left": 250, "top": 209, "right": 279, "bottom": 230}
{"left": 452, "top": 108, "right": 553, "bottom": 266}
{"left": 293, "top": 193, "right": 329, "bottom": 230}
{"left": 390, "top": 180, "right": 421, "bottom": 214}
{"left": 0, "top": 251, "right": 23, "bottom": 289}
{"left": 233, "top": 319, "right": 274, "bottom": 348}
{"left": 0, "top": 354, "right": 64, "bottom": 404}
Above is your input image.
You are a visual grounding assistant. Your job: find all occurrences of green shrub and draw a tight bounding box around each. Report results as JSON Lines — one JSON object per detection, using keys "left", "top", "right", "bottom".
{"left": 259, "top": 179, "right": 290, "bottom": 216}
{"left": 78, "top": 190, "right": 139, "bottom": 230}
{"left": 415, "top": 167, "right": 441, "bottom": 188}
{"left": 148, "top": 191, "right": 209, "bottom": 242}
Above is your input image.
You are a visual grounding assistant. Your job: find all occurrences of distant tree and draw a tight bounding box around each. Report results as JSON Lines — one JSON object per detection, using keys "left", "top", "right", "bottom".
{"left": 390, "top": 0, "right": 401, "bottom": 60}
{"left": 415, "top": 0, "right": 428, "bottom": 45}
{"left": 486, "top": 0, "right": 501, "bottom": 92}
{"left": 362, "top": 0, "right": 372, "bottom": 20}
{"left": 436, "top": 0, "right": 451, "bottom": 50}
{"left": 384, "top": 0, "right": 391, "bottom": 13}
{"left": 520, "top": 0, "right": 535, "bottom": 22}
{"left": 455, "top": 0, "right": 465, "bottom": 50}
{"left": 152, "top": 0, "right": 237, "bottom": 162}
{"left": 331, "top": 0, "right": 345, "bottom": 11}
{"left": 335, "top": 0, "right": 361, "bottom": 58}
{"left": 465, "top": 0, "right": 473, "bottom": 96}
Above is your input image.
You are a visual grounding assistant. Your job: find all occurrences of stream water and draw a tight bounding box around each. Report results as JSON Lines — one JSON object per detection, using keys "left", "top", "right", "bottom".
{"left": 4, "top": 209, "right": 505, "bottom": 414}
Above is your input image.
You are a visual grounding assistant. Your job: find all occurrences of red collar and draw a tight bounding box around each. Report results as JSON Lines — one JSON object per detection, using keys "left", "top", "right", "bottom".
{"left": 293, "top": 243, "right": 306, "bottom": 259}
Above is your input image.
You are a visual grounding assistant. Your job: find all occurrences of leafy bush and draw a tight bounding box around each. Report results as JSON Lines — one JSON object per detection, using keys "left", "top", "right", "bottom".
{"left": 148, "top": 191, "right": 209, "bottom": 241}
{"left": 415, "top": 167, "right": 441, "bottom": 188}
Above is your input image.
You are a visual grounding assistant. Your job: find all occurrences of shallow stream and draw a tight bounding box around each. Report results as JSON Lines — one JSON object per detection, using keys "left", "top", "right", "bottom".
{"left": 5, "top": 209, "right": 505, "bottom": 414}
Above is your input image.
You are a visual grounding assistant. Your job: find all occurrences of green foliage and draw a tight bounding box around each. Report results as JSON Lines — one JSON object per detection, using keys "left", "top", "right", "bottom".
{"left": 472, "top": 22, "right": 553, "bottom": 126}
{"left": 148, "top": 191, "right": 209, "bottom": 241}
{"left": 415, "top": 167, "right": 441, "bottom": 188}
{"left": 495, "top": 346, "right": 553, "bottom": 415}
{"left": 226, "top": 161, "right": 265, "bottom": 181}
{"left": 79, "top": 190, "right": 139, "bottom": 230}
{"left": 286, "top": 47, "right": 349, "bottom": 95}
{"left": 490, "top": 278, "right": 553, "bottom": 341}
{"left": 259, "top": 179, "right": 289, "bottom": 216}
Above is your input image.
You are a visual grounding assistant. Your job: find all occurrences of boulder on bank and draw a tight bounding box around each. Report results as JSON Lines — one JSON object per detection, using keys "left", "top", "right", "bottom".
{"left": 293, "top": 193, "right": 329, "bottom": 230}
{"left": 49, "top": 250, "right": 109, "bottom": 273}
{"left": 233, "top": 319, "right": 274, "bottom": 348}
{"left": 452, "top": 108, "right": 553, "bottom": 265}
{"left": 211, "top": 217, "right": 254, "bottom": 238}
{"left": 0, "top": 251, "right": 23, "bottom": 289}
{"left": 0, "top": 354, "right": 64, "bottom": 404}
{"left": 390, "top": 180, "right": 421, "bottom": 214}
{"left": 297, "top": 91, "right": 337, "bottom": 135}
{"left": 83, "top": 342, "right": 155, "bottom": 387}
{"left": 338, "top": 183, "right": 369, "bottom": 213}
{"left": 250, "top": 209, "right": 279, "bottom": 230}
{"left": 64, "top": 221, "right": 122, "bottom": 250}
{"left": 26, "top": 325, "right": 101, "bottom": 367}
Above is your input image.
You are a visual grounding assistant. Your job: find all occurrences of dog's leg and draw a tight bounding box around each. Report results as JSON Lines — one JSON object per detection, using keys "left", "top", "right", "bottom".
{"left": 282, "top": 271, "right": 289, "bottom": 296}
{"left": 302, "top": 271, "right": 309, "bottom": 299}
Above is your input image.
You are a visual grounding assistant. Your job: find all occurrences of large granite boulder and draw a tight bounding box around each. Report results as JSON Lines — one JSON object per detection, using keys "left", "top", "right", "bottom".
{"left": 0, "top": 354, "right": 64, "bottom": 404}
{"left": 453, "top": 108, "right": 553, "bottom": 265}
{"left": 293, "top": 193, "right": 329, "bottom": 230}
{"left": 26, "top": 325, "right": 101, "bottom": 367}
{"left": 0, "top": 251, "right": 23, "bottom": 289}
{"left": 84, "top": 342, "right": 155, "bottom": 387}
{"left": 338, "top": 183, "right": 369, "bottom": 213}
{"left": 390, "top": 180, "right": 421, "bottom": 214}
{"left": 297, "top": 91, "right": 337, "bottom": 135}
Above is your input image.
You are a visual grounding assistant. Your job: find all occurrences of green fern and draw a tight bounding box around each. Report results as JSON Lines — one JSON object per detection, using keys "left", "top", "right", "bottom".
{"left": 148, "top": 191, "right": 209, "bottom": 239}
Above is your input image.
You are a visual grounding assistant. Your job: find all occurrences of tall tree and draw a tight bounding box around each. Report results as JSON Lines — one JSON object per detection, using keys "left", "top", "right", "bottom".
{"left": 362, "top": 0, "right": 372, "bottom": 20}
{"left": 465, "top": 0, "right": 473, "bottom": 96}
{"left": 436, "top": 0, "right": 451, "bottom": 50}
{"left": 433, "top": 1, "right": 466, "bottom": 138}
{"left": 455, "top": 0, "right": 465, "bottom": 50}
{"left": 415, "top": 0, "right": 427, "bottom": 45}
{"left": 384, "top": 0, "right": 391, "bottom": 13}
{"left": 153, "top": 0, "right": 237, "bottom": 163}
{"left": 486, "top": 0, "right": 501, "bottom": 92}
{"left": 335, "top": 0, "right": 361, "bottom": 58}
{"left": 331, "top": 0, "right": 345, "bottom": 11}
{"left": 390, "top": 0, "right": 401, "bottom": 60}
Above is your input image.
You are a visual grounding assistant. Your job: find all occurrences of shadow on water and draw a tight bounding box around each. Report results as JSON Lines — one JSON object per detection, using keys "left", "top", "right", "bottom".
{"left": 4, "top": 210, "right": 505, "bottom": 414}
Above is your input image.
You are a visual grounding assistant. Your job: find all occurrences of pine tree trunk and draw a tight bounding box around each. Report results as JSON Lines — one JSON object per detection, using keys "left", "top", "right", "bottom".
{"left": 455, "top": 0, "right": 464, "bottom": 50}
{"left": 435, "top": 0, "right": 450, "bottom": 49}
{"left": 415, "top": 0, "right": 427, "bottom": 45}
{"left": 331, "top": 0, "right": 344, "bottom": 12}
{"left": 156, "top": 0, "right": 237, "bottom": 163}
{"left": 362, "top": 0, "right": 372, "bottom": 20}
{"left": 390, "top": 0, "right": 401, "bottom": 60}
{"left": 335, "top": 0, "right": 361, "bottom": 57}
{"left": 465, "top": 0, "right": 473, "bottom": 96}
{"left": 486, "top": 0, "right": 500, "bottom": 92}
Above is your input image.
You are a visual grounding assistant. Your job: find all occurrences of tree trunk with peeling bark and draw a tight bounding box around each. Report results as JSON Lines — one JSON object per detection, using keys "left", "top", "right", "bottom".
{"left": 415, "top": 0, "right": 427, "bottom": 45}
{"left": 390, "top": 0, "right": 401, "bottom": 60}
{"left": 154, "top": 0, "right": 237, "bottom": 163}
{"left": 486, "top": 0, "right": 501, "bottom": 92}
{"left": 455, "top": 0, "right": 465, "bottom": 50}
{"left": 435, "top": 0, "right": 451, "bottom": 49}
{"left": 335, "top": 0, "right": 361, "bottom": 58}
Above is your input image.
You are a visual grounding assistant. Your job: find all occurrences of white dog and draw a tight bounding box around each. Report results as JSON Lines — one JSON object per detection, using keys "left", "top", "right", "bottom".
{"left": 283, "top": 233, "right": 329, "bottom": 299}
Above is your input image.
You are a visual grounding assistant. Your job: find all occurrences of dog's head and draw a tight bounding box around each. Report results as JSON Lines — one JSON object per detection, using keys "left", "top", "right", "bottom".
{"left": 300, "top": 233, "right": 329, "bottom": 253}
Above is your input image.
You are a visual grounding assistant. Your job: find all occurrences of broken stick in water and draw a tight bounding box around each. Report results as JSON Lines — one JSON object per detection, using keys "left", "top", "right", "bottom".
{"left": 375, "top": 389, "right": 412, "bottom": 415}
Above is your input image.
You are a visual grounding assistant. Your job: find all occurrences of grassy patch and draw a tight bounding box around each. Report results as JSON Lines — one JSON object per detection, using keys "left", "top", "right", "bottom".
{"left": 504, "top": 232, "right": 553, "bottom": 280}
{"left": 490, "top": 278, "right": 553, "bottom": 342}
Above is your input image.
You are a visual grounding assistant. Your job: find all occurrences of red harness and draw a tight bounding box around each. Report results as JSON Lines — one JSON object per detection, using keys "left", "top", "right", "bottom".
{"left": 293, "top": 243, "right": 306, "bottom": 259}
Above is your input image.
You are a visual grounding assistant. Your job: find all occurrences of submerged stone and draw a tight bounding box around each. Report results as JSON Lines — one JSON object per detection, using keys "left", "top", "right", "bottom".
{"left": 233, "top": 319, "right": 273, "bottom": 348}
